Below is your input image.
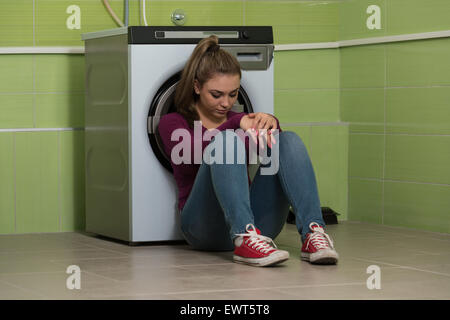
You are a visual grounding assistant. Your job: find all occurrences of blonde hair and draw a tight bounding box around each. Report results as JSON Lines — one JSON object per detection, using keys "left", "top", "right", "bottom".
{"left": 174, "top": 35, "right": 242, "bottom": 128}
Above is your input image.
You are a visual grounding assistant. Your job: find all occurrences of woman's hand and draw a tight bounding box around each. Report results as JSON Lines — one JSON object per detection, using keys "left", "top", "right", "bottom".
{"left": 240, "top": 112, "right": 277, "bottom": 149}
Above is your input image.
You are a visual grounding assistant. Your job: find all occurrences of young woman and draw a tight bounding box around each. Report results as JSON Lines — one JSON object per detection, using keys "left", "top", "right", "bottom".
{"left": 158, "top": 35, "right": 339, "bottom": 267}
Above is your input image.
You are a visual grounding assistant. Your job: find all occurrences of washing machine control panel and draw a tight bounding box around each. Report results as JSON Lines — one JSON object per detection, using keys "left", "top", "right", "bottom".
{"left": 128, "top": 26, "right": 273, "bottom": 45}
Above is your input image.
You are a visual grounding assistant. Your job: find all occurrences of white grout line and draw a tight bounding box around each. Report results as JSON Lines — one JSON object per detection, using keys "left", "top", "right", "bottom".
{"left": 66, "top": 244, "right": 132, "bottom": 257}
{"left": 32, "top": 0, "right": 35, "bottom": 47}
{"left": 13, "top": 134, "right": 17, "bottom": 234}
{"left": 275, "top": 87, "right": 340, "bottom": 91}
{"left": 276, "top": 42, "right": 340, "bottom": 51}
{"left": 341, "top": 85, "right": 450, "bottom": 90}
{"left": 0, "top": 91, "right": 86, "bottom": 95}
{"left": 349, "top": 131, "right": 450, "bottom": 137}
{"left": 81, "top": 269, "right": 122, "bottom": 283}
{"left": 381, "top": 44, "right": 387, "bottom": 225}
{"left": 32, "top": 55, "right": 36, "bottom": 128}
{"left": 349, "top": 176, "right": 450, "bottom": 187}
{"left": 280, "top": 122, "right": 349, "bottom": 127}
{"left": 339, "top": 30, "right": 450, "bottom": 48}
{"left": 0, "top": 47, "right": 85, "bottom": 54}
{"left": 276, "top": 30, "right": 450, "bottom": 51}
{"left": 57, "top": 131, "right": 61, "bottom": 232}
{"left": 175, "top": 262, "right": 234, "bottom": 268}
{"left": 0, "top": 128, "right": 84, "bottom": 133}
{"left": 352, "top": 257, "right": 450, "bottom": 278}
{"left": 242, "top": 0, "right": 246, "bottom": 26}
{"left": 0, "top": 277, "right": 47, "bottom": 299}
{"left": 161, "top": 282, "right": 367, "bottom": 296}
{"left": 415, "top": 250, "right": 448, "bottom": 256}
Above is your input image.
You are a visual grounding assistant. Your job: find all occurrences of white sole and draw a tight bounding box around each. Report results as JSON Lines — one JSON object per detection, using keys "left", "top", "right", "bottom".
{"left": 233, "top": 250, "right": 289, "bottom": 267}
{"left": 301, "top": 249, "right": 339, "bottom": 265}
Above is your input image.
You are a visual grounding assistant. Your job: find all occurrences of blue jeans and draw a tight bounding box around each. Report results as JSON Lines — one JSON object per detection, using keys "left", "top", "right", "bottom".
{"left": 180, "top": 130, "right": 325, "bottom": 251}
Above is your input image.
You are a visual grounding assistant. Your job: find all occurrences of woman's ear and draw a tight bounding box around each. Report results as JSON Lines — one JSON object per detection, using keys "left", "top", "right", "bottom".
{"left": 193, "top": 79, "right": 201, "bottom": 95}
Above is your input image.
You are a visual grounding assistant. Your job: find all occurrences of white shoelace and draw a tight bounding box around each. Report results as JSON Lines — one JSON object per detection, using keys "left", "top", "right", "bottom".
{"left": 235, "top": 224, "right": 277, "bottom": 254}
{"left": 305, "top": 222, "right": 335, "bottom": 250}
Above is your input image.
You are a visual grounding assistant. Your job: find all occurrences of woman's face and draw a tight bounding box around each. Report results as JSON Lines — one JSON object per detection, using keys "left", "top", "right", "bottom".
{"left": 194, "top": 73, "right": 240, "bottom": 122}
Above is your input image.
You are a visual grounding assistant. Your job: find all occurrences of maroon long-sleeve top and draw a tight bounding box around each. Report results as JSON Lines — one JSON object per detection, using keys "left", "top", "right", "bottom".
{"left": 158, "top": 111, "right": 280, "bottom": 211}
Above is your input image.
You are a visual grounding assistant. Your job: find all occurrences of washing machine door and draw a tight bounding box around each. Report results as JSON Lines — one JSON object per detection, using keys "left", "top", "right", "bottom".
{"left": 148, "top": 71, "right": 254, "bottom": 172}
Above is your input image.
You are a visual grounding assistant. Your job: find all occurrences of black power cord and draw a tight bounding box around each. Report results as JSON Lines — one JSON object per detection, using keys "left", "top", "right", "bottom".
{"left": 286, "top": 207, "right": 340, "bottom": 225}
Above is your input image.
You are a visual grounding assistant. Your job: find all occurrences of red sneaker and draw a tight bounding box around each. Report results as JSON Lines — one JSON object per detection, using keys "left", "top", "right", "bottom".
{"left": 301, "top": 222, "right": 339, "bottom": 265}
{"left": 233, "top": 224, "right": 289, "bottom": 267}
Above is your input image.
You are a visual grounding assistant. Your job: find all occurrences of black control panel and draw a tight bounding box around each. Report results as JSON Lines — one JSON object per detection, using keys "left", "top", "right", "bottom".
{"left": 128, "top": 26, "right": 273, "bottom": 44}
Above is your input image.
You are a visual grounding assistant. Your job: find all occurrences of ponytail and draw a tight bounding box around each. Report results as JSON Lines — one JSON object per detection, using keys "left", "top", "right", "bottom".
{"left": 174, "top": 35, "right": 242, "bottom": 128}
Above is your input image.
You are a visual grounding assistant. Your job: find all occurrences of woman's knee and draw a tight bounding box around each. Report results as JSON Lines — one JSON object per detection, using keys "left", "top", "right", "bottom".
{"left": 279, "top": 131, "right": 305, "bottom": 146}
{"left": 278, "top": 131, "right": 308, "bottom": 155}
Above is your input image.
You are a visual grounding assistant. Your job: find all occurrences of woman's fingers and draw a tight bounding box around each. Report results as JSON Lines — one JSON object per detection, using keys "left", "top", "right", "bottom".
{"left": 260, "top": 118, "right": 270, "bottom": 131}
{"left": 251, "top": 115, "right": 261, "bottom": 130}
{"left": 244, "top": 113, "right": 278, "bottom": 149}
{"left": 258, "top": 129, "right": 266, "bottom": 150}
{"left": 251, "top": 113, "right": 277, "bottom": 129}
{"left": 267, "top": 129, "right": 272, "bottom": 149}
{"left": 249, "top": 114, "right": 273, "bottom": 149}
{"left": 249, "top": 127, "right": 258, "bottom": 145}
{"left": 270, "top": 129, "right": 277, "bottom": 146}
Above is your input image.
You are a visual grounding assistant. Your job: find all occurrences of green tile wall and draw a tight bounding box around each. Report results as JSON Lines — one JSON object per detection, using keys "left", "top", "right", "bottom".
{"left": 274, "top": 49, "right": 340, "bottom": 123}
{"left": 283, "top": 124, "right": 349, "bottom": 221}
{"left": 246, "top": 0, "right": 339, "bottom": 43}
{"left": 60, "top": 130, "right": 85, "bottom": 232}
{"left": 348, "top": 133, "right": 384, "bottom": 179}
{"left": 0, "top": 133, "right": 15, "bottom": 234}
{"left": 387, "top": 38, "right": 450, "bottom": 87}
{"left": 341, "top": 88, "right": 384, "bottom": 133}
{"left": 340, "top": 0, "right": 450, "bottom": 233}
{"left": 387, "top": 0, "right": 450, "bottom": 36}
{"left": 274, "top": 47, "right": 344, "bottom": 217}
{"left": 342, "top": 37, "right": 450, "bottom": 233}
{"left": 384, "top": 182, "right": 450, "bottom": 234}
{"left": 149, "top": 1, "right": 243, "bottom": 26}
{"left": 385, "top": 135, "right": 450, "bottom": 185}
{"left": 340, "top": 0, "right": 387, "bottom": 40}
{"left": 15, "top": 132, "right": 59, "bottom": 233}
{"left": 348, "top": 179, "right": 383, "bottom": 224}
{"left": 0, "top": 53, "right": 85, "bottom": 235}
{"left": 340, "top": 0, "right": 450, "bottom": 40}
{"left": 0, "top": 55, "right": 35, "bottom": 129}
{"left": 36, "top": 0, "right": 130, "bottom": 46}
{"left": 0, "top": 0, "right": 34, "bottom": 46}
{"left": 386, "top": 87, "right": 450, "bottom": 135}
{"left": 274, "top": 46, "right": 346, "bottom": 220}
{"left": 309, "top": 125, "right": 348, "bottom": 219}
{"left": 0, "top": 130, "right": 85, "bottom": 234}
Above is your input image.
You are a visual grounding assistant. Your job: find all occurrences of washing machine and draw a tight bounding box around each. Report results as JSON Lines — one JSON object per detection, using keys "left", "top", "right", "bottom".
{"left": 81, "top": 26, "right": 274, "bottom": 243}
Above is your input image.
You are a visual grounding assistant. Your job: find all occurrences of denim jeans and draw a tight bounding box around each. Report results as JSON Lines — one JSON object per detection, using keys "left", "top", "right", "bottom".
{"left": 180, "top": 130, "right": 325, "bottom": 251}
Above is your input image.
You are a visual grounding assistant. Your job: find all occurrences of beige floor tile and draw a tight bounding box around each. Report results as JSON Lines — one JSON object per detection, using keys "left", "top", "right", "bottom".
{"left": 168, "top": 288, "right": 301, "bottom": 300}
{"left": 0, "top": 279, "right": 46, "bottom": 299}
{"left": 0, "top": 221, "right": 449, "bottom": 300}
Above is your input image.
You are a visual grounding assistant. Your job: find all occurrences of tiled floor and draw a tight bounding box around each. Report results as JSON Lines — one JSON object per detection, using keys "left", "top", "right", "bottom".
{"left": 0, "top": 221, "right": 449, "bottom": 300}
